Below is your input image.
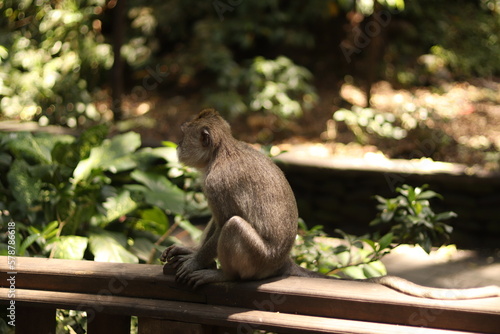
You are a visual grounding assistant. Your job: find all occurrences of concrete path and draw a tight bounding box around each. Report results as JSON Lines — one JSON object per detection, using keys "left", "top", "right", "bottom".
{"left": 382, "top": 245, "right": 500, "bottom": 288}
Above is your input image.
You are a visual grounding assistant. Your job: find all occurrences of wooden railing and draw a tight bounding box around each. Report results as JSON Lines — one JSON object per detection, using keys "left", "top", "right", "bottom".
{"left": 1, "top": 256, "right": 499, "bottom": 333}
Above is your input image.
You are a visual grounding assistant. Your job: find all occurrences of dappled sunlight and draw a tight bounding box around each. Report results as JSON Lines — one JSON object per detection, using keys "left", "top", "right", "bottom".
{"left": 275, "top": 142, "right": 466, "bottom": 175}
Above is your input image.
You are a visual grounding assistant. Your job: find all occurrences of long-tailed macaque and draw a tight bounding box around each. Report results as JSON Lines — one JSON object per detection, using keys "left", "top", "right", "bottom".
{"left": 161, "top": 109, "right": 500, "bottom": 300}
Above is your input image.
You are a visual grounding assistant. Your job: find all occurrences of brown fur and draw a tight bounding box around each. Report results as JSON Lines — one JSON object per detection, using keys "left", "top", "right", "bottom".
{"left": 161, "top": 109, "right": 297, "bottom": 287}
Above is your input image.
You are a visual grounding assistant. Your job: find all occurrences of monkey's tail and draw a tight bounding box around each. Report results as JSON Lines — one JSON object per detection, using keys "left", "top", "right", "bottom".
{"left": 287, "top": 262, "right": 500, "bottom": 300}
{"left": 369, "top": 275, "right": 500, "bottom": 300}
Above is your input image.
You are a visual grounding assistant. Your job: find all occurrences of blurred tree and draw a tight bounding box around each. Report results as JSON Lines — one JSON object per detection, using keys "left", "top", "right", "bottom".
{"left": 0, "top": 0, "right": 113, "bottom": 127}
{"left": 1, "top": 0, "right": 498, "bottom": 128}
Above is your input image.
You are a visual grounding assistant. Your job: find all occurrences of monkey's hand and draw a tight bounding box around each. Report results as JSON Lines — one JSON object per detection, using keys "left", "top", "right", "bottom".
{"left": 160, "top": 245, "right": 194, "bottom": 265}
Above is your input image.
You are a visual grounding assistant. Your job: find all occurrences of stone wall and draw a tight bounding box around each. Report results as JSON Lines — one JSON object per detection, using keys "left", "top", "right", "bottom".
{"left": 276, "top": 155, "right": 500, "bottom": 249}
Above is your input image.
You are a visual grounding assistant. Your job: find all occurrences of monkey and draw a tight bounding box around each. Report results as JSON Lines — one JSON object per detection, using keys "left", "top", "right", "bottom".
{"left": 161, "top": 108, "right": 500, "bottom": 300}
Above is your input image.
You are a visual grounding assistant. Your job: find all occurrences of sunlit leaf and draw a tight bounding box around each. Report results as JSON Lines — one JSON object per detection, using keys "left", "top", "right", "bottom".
{"left": 378, "top": 233, "right": 393, "bottom": 250}
{"left": 362, "top": 261, "right": 387, "bottom": 278}
{"left": 131, "top": 170, "right": 186, "bottom": 214}
{"left": 138, "top": 207, "right": 169, "bottom": 235}
{"left": 52, "top": 236, "right": 88, "bottom": 260}
{"left": 418, "top": 190, "right": 442, "bottom": 200}
{"left": 73, "top": 132, "right": 141, "bottom": 184}
{"left": 92, "top": 190, "right": 139, "bottom": 227}
{"left": 89, "top": 231, "right": 138, "bottom": 263}
{"left": 129, "top": 237, "right": 156, "bottom": 262}
{"left": 341, "top": 265, "right": 365, "bottom": 279}
{"left": 434, "top": 211, "right": 457, "bottom": 221}
{"left": 19, "top": 233, "right": 41, "bottom": 256}
{"left": 7, "top": 159, "right": 42, "bottom": 211}
{"left": 177, "top": 217, "right": 203, "bottom": 241}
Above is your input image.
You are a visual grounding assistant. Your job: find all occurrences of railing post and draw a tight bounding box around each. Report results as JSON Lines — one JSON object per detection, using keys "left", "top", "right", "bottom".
{"left": 138, "top": 317, "right": 217, "bottom": 334}
{"left": 16, "top": 306, "right": 55, "bottom": 334}
{"left": 87, "top": 313, "right": 130, "bottom": 334}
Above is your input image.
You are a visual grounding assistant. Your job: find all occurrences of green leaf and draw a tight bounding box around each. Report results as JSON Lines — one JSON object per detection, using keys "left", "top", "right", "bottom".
{"left": 378, "top": 232, "right": 394, "bottom": 250}
{"left": 137, "top": 207, "right": 169, "bottom": 235}
{"left": 41, "top": 221, "right": 60, "bottom": 240}
{"left": 380, "top": 209, "right": 395, "bottom": 223}
{"left": 417, "top": 190, "right": 442, "bottom": 200}
{"left": 129, "top": 237, "right": 156, "bottom": 262}
{"left": 341, "top": 265, "right": 365, "bottom": 279}
{"left": 19, "top": 233, "right": 40, "bottom": 256}
{"left": 7, "top": 159, "right": 42, "bottom": 211}
{"left": 0, "top": 152, "right": 12, "bottom": 167}
{"left": 130, "top": 170, "right": 186, "bottom": 214}
{"left": 374, "top": 195, "right": 387, "bottom": 204}
{"left": 177, "top": 217, "right": 203, "bottom": 241}
{"left": 6, "top": 132, "right": 52, "bottom": 164}
{"left": 89, "top": 231, "right": 139, "bottom": 263}
{"left": 162, "top": 141, "right": 178, "bottom": 148}
{"left": 362, "top": 261, "right": 387, "bottom": 278}
{"left": 73, "top": 132, "right": 141, "bottom": 184}
{"left": 52, "top": 236, "right": 88, "bottom": 260}
{"left": 419, "top": 236, "right": 433, "bottom": 254}
{"left": 434, "top": 211, "right": 457, "bottom": 221}
{"left": 92, "top": 190, "right": 139, "bottom": 227}
{"left": 362, "top": 239, "right": 377, "bottom": 252}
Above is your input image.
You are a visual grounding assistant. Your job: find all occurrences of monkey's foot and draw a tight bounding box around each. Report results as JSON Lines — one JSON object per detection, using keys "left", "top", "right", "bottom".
{"left": 183, "top": 269, "right": 227, "bottom": 289}
{"left": 160, "top": 245, "right": 194, "bottom": 263}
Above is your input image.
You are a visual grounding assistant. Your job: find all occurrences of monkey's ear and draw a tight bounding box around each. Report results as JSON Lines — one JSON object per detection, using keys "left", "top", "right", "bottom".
{"left": 201, "top": 128, "right": 211, "bottom": 147}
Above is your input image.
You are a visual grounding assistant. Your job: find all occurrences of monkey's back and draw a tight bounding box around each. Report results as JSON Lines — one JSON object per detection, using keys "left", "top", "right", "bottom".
{"left": 204, "top": 140, "right": 298, "bottom": 256}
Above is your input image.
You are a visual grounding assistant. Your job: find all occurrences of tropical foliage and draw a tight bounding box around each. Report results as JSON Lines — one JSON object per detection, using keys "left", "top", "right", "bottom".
{"left": 0, "top": 127, "right": 207, "bottom": 263}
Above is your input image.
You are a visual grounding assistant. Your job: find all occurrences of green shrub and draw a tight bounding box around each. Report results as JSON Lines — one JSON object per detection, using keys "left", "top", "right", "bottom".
{"left": 0, "top": 127, "right": 207, "bottom": 263}
{"left": 294, "top": 184, "right": 456, "bottom": 279}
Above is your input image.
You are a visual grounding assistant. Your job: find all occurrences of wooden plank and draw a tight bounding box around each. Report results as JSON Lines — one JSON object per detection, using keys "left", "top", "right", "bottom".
{"left": 16, "top": 305, "right": 55, "bottom": 334}
{"left": 1, "top": 257, "right": 499, "bottom": 332}
{"left": 88, "top": 313, "right": 131, "bottom": 334}
{"left": 0, "top": 256, "right": 204, "bottom": 303}
{"left": 204, "top": 276, "right": 500, "bottom": 333}
{"left": 0, "top": 288, "right": 478, "bottom": 334}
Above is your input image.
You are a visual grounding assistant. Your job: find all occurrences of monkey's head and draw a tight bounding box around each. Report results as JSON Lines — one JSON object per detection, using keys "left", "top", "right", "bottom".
{"left": 177, "top": 109, "right": 233, "bottom": 169}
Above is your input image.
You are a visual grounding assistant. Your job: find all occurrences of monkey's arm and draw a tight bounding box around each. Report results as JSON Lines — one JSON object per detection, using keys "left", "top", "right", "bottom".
{"left": 192, "top": 218, "right": 219, "bottom": 265}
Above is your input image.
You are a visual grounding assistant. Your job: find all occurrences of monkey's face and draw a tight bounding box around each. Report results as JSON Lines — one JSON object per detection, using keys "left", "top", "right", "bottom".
{"left": 177, "top": 109, "right": 232, "bottom": 170}
{"left": 177, "top": 121, "right": 212, "bottom": 169}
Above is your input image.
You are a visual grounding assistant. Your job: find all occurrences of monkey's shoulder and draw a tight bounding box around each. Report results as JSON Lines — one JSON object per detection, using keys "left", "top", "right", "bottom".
{"left": 206, "top": 141, "right": 284, "bottom": 184}
{"left": 232, "top": 141, "right": 282, "bottom": 175}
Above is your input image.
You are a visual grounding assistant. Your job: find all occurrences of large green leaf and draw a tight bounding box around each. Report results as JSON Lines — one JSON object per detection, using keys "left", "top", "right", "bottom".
{"left": 134, "top": 146, "right": 179, "bottom": 167}
{"left": 89, "top": 231, "right": 138, "bottom": 263}
{"left": 129, "top": 237, "right": 157, "bottom": 262}
{"left": 177, "top": 217, "right": 203, "bottom": 241}
{"left": 136, "top": 206, "right": 169, "bottom": 235}
{"left": 362, "top": 261, "right": 387, "bottom": 278}
{"left": 130, "top": 170, "right": 186, "bottom": 214}
{"left": 7, "top": 159, "right": 42, "bottom": 211}
{"left": 52, "top": 236, "right": 88, "bottom": 260}
{"left": 91, "top": 190, "right": 139, "bottom": 227}
{"left": 73, "top": 132, "right": 141, "bottom": 184}
{"left": 6, "top": 132, "right": 51, "bottom": 164}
